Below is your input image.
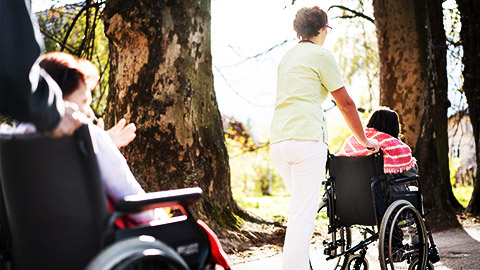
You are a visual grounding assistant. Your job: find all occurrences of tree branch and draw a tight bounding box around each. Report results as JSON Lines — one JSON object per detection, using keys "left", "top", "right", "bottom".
{"left": 60, "top": 1, "right": 105, "bottom": 53}
{"left": 328, "top": 5, "right": 374, "bottom": 24}
{"left": 39, "top": 28, "right": 76, "bottom": 53}
{"left": 223, "top": 38, "right": 294, "bottom": 67}
{"left": 60, "top": 5, "right": 88, "bottom": 52}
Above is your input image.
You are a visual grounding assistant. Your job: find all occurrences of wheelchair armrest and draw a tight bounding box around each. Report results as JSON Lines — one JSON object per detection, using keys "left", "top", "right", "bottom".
{"left": 388, "top": 175, "right": 420, "bottom": 185}
{"left": 115, "top": 187, "right": 202, "bottom": 214}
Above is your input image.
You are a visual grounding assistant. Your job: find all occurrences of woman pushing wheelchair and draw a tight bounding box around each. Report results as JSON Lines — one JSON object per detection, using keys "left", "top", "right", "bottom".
{"left": 270, "top": 6, "right": 379, "bottom": 270}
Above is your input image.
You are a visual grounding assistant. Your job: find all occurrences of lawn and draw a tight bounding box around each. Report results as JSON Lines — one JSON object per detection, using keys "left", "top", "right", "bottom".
{"left": 234, "top": 193, "right": 328, "bottom": 225}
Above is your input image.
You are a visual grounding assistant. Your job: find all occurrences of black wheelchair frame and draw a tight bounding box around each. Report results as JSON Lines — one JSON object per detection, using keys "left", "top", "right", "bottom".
{"left": 311, "top": 152, "right": 440, "bottom": 270}
{"left": 0, "top": 125, "right": 229, "bottom": 270}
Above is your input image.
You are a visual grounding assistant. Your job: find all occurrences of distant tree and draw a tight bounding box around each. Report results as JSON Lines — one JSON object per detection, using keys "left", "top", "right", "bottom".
{"left": 373, "top": 0, "right": 460, "bottom": 224}
{"left": 458, "top": 0, "right": 480, "bottom": 214}
{"left": 330, "top": 1, "right": 379, "bottom": 111}
{"left": 103, "top": 0, "right": 242, "bottom": 228}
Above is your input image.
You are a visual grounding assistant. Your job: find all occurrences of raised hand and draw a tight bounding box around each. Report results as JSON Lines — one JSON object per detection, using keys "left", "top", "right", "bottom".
{"left": 105, "top": 118, "right": 136, "bottom": 148}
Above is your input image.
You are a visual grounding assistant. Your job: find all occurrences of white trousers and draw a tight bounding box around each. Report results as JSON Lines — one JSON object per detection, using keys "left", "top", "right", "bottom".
{"left": 271, "top": 140, "right": 328, "bottom": 270}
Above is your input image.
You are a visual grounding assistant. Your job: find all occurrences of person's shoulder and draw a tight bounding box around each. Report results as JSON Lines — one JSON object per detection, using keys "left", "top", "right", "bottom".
{"left": 296, "top": 45, "right": 335, "bottom": 65}
{"left": 312, "top": 46, "right": 335, "bottom": 59}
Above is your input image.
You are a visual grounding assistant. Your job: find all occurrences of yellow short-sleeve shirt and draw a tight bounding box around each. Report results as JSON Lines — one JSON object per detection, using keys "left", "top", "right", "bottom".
{"left": 270, "top": 43, "right": 344, "bottom": 145}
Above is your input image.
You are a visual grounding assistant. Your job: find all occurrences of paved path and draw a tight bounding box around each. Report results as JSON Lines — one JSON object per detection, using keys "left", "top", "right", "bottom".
{"left": 232, "top": 225, "right": 480, "bottom": 270}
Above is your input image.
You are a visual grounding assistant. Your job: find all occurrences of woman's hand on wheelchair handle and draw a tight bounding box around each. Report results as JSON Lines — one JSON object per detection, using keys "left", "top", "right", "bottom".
{"left": 363, "top": 138, "right": 380, "bottom": 153}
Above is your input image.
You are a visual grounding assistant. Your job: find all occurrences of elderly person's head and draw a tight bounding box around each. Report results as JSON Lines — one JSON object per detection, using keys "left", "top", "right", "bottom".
{"left": 38, "top": 52, "right": 99, "bottom": 119}
{"left": 366, "top": 107, "right": 402, "bottom": 138}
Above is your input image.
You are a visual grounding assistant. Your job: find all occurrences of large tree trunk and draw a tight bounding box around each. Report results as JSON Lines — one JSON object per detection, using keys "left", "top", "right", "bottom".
{"left": 458, "top": 0, "right": 480, "bottom": 214}
{"left": 373, "top": 0, "right": 424, "bottom": 148}
{"left": 103, "top": 0, "right": 240, "bottom": 228}
{"left": 373, "top": 0, "right": 460, "bottom": 227}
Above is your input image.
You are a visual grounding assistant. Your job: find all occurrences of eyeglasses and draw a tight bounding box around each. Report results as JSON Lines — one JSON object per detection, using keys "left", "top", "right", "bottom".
{"left": 325, "top": 25, "right": 333, "bottom": 34}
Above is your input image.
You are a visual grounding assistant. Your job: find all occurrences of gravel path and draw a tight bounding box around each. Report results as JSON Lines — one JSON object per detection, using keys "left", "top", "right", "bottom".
{"left": 231, "top": 224, "right": 480, "bottom": 270}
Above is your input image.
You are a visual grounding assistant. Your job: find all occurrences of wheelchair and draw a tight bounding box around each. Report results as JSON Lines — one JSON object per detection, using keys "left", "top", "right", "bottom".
{"left": 311, "top": 152, "right": 440, "bottom": 270}
{"left": 0, "top": 125, "right": 230, "bottom": 270}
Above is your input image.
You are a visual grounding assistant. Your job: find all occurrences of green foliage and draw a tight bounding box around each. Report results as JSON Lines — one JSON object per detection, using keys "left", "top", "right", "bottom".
{"left": 330, "top": 0, "right": 379, "bottom": 111}
{"left": 327, "top": 120, "right": 352, "bottom": 154}
{"left": 327, "top": 110, "right": 370, "bottom": 154}
{"left": 225, "top": 126, "right": 286, "bottom": 197}
{"left": 36, "top": 1, "right": 110, "bottom": 117}
{"left": 452, "top": 185, "right": 473, "bottom": 208}
{"left": 234, "top": 193, "right": 329, "bottom": 224}
{"left": 234, "top": 193, "right": 290, "bottom": 223}
{"left": 449, "top": 156, "right": 474, "bottom": 209}
{"left": 449, "top": 156, "right": 462, "bottom": 187}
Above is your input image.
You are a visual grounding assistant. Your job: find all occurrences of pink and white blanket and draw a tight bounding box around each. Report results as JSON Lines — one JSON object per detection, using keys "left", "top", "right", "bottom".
{"left": 338, "top": 128, "right": 416, "bottom": 173}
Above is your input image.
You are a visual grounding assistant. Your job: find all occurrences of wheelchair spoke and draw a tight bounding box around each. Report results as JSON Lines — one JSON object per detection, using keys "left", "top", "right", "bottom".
{"left": 379, "top": 200, "right": 428, "bottom": 270}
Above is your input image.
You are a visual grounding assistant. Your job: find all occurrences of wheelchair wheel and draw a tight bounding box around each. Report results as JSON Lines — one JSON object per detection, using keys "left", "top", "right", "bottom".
{"left": 408, "top": 259, "right": 434, "bottom": 270}
{"left": 345, "top": 254, "right": 368, "bottom": 270}
{"left": 85, "top": 235, "right": 189, "bottom": 270}
{"left": 379, "top": 200, "right": 428, "bottom": 270}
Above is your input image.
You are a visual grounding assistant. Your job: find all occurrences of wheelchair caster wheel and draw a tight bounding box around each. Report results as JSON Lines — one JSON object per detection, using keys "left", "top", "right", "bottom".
{"left": 408, "top": 259, "right": 434, "bottom": 270}
{"left": 345, "top": 254, "right": 368, "bottom": 270}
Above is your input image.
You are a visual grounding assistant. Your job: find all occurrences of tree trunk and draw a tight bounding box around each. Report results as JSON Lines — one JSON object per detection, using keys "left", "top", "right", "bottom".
{"left": 373, "top": 0, "right": 425, "bottom": 148}
{"left": 458, "top": 0, "right": 480, "bottom": 214}
{"left": 373, "top": 0, "right": 460, "bottom": 226}
{"left": 103, "top": 0, "right": 240, "bottom": 228}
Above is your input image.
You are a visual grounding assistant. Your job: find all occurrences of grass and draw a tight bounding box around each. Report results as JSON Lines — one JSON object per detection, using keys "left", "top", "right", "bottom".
{"left": 234, "top": 193, "right": 290, "bottom": 222}
{"left": 233, "top": 193, "right": 329, "bottom": 225}
{"left": 452, "top": 185, "right": 473, "bottom": 208}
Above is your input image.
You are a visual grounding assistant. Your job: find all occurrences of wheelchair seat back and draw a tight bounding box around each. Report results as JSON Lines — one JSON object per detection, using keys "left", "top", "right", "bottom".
{"left": 327, "top": 152, "right": 384, "bottom": 227}
{"left": 0, "top": 125, "right": 109, "bottom": 270}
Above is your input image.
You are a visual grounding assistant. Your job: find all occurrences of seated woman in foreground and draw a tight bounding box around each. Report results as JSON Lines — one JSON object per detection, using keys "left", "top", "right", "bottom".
{"left": 338, "top": 107, "right": 417, "bottom": 179}
{"left": 1, "top": 52, "right": 167, "bottom": 224}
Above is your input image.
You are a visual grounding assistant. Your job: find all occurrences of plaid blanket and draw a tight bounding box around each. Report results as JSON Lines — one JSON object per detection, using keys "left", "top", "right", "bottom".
{"left": 338, "top": 128, "right": 416, "bottom": 173}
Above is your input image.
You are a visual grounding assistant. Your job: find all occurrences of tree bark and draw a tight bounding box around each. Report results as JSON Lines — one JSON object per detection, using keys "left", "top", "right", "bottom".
{"left": 458, "top": 0, "right": 480, "bottom": 214}
{"left": 103, "top": 0, "right": 240, "bottom": 228}
{"left": 424, "top": 0, "right": 463, "bottom": 211}
{"left": 373, "top": 0, "right": 460, "bottom": 226}
{"left": 373, "top": 0, "right": 425, "bottom": 149}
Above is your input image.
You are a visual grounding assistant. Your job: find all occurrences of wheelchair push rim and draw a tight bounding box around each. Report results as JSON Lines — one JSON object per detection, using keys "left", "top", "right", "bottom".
{"left": 379, "top": 200, "right": 428, "bottom": 270}
{"left": 85, "top": 235, "right": 190, "bottom": 270}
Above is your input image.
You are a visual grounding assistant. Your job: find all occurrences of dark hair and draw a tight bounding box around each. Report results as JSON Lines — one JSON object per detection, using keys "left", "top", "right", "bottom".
{"left": 38, "top": 52, "right": 85, "bottom": 97}
{"left": 293, "top": 6, "right": 328, "bottom": 39}
{"left": 366, "top": 107, "right": 401, "bottom": 138}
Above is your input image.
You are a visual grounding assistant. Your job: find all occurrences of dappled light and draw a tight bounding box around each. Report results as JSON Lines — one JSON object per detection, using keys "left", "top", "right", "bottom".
{"left": 0, "top": 0, "right": 478, "bottom": 269}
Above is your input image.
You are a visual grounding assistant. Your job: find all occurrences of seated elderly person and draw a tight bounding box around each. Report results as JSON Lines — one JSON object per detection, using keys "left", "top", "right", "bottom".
{"left": 0, "top": 52, "right": 167, "bottom": 223}
{"left": 338, "top": 107, "right": 417, "bottom": 190}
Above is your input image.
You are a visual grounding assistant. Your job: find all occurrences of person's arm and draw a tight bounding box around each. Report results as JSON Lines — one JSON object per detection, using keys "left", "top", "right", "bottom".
{"left": 0, "top": 0, "right": 81, "bottom": 135}
{"left": 331, "top": 86, "right": 380, "bottom": 152}
{"left": 89, "top": 124, "right": 154, "bottom": 223}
